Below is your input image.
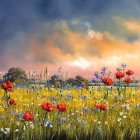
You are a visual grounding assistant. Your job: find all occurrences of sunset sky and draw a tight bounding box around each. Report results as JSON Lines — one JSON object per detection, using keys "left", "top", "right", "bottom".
{"left": 0, "top": 0, "right": 140, "bottom": 79}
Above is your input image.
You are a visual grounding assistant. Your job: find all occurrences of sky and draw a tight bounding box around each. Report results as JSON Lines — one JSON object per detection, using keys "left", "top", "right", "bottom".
{"left": 0, "top": 0, "right": 140, "bottom": 79}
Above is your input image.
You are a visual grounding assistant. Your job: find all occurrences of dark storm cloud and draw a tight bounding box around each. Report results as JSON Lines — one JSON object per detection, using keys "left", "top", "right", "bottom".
{"left": 0, "top": 0, "right": 140, "bottom": 44}
{"left": 0, "top": 0, "right": 39, "bottom": 42}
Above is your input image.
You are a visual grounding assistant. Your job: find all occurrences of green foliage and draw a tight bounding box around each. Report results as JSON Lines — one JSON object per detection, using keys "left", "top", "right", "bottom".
{"left": 3, "top": 67, "right": 27, "bottom": 83}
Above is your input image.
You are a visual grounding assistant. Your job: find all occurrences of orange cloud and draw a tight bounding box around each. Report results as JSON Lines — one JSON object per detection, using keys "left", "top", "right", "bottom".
{"left": 21, "top": 21, "right": 140, "bottom": 78}
{"left": 124, "top": 20, "right": 140, "bottom": 33}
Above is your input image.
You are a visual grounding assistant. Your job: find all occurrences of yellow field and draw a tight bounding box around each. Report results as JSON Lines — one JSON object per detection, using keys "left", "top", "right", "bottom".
{"left": 0, "top": 86, "right": 140, "bottom": 140}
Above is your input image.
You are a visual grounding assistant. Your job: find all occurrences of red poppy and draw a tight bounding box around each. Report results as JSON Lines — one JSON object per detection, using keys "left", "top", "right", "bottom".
{"left": 115, "top": 71, "right": 125, "bottom": 79}
{"left": 126, "top": 70, "right": 134, "bottom": 76}
{"left": 1, "top": 81, "right": 14, "bottom": 92}
{"left": 23, "top": 111, "right": 34, "bottom": 121}
{"left": 7, "top": 88, "right": 14, "bottom": 92}
{"left": 9, "top": 98, "right": 16, "bottom": 105}
{"left": 41, "top": 102, "right": 55, "bottom": 112}
{"left": 124, "top": 77, "right": 132, "bottom": 84}
{"left": 57, "top": 103, "right": 67, "bottom": 112}
{"left": 1, "top": 82, "right": 8, "bottom": 90}
{"left": 97, "top": 104, "right": 107, "bottom": 111}
{"left": 6, "top": 81, "right": 14, "bottom": 88}
{"left": 102, "top": 77, "right": 113, "bottom": 85}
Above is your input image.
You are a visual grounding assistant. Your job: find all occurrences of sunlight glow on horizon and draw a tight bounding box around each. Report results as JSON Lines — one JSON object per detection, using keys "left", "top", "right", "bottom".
{"left": 67, "top": 57, "right": 92, "bottom": 69}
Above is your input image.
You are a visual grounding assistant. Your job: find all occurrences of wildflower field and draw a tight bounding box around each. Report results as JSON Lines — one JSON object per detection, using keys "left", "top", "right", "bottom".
{"left": 0, "top": 65, "right": 140, "bottom": 140}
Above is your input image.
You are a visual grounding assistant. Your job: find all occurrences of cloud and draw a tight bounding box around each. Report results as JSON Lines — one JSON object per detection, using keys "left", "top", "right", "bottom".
{"left": 1, "top": 0, "right": 140, "bottom": 78}
{"left": 24, "top": 20, "right": 140, "bottom": 74}
{"left": 3, "top": 20, "right": 140, "bottom": 63}
{"left": 86, "top": 29, "right": 103, "bottom": 40}
{"left": 26, "top": 21, "right": 104, "bottom": 63}
{"left": 1, "top": 0, "right": 139, "bottom": 45}
{"left": 124, "top": 20, "right": 140, "bottom": 33}
{"left": 67, "top": 57, "right": 92, "bottom": 69}
{"left": 112, "top": 17, "right": 140, "bottom": 42}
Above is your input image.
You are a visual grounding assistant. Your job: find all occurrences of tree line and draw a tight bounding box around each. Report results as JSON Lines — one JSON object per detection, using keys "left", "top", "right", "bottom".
{"left": 2, "top": 67, "right": 90, "bottom": 88}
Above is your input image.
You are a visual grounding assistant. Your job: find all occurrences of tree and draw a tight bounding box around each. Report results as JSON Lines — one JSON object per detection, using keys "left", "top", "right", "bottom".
{"left": 3, "top": 67, "right": 27, "bottom": 83}
{"left": 75, "top": 75, "right": 89, "bottom": 88}
{"left": 49, "top": 75, "right": 61, "bottom": 88}
{"left": 66, "top": 78, "right": 76, "bottom": 87}
{"left": 65, "top": 76, "right": 90, "bottom": 88}
{"left": 50, "top": 75, "right": 61, "bottom": 81}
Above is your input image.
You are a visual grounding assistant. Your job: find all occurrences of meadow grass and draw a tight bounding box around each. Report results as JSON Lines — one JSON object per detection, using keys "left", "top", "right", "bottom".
{"left": 0, "top": 86, "right": 140, "bottom": 140}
